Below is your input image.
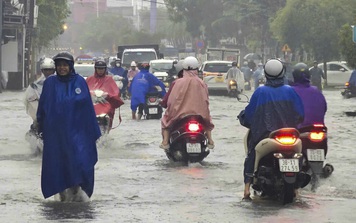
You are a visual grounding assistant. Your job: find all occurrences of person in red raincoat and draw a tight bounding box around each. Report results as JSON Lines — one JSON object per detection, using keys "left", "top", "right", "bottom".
{"left": 86, "top": 60, "right": 124, "bottom": 130}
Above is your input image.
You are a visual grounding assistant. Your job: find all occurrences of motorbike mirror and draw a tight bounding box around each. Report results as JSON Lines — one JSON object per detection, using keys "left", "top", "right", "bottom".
{"left": 237, "top": 93, "right": 249, "bottom": 103}
{"left": 94, "top": 89, "right": 104, "bottom": 97}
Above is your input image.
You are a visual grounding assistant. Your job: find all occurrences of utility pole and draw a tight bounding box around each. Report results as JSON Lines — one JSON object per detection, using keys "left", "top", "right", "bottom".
{"left": 150, "top": 0, "right": 156, "bottom": 34}
{"left": 0, "top": 1, "right": 3, "bottom": 91}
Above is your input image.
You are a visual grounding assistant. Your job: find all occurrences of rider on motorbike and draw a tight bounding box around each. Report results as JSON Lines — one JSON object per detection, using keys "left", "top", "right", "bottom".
{"left": 24, "top": 58, "right": 56, "bottom": 130}
{"left": 86, "top": 60, "right": 124, "bottom": 129}
{"left": 238, "top": 58, "right": 305, "bottom": 200}
{"left": 225, "top": 61, "right": 245, "bottom": 94}
{"left": 129, "top": 61, "right": 166, "bottom": 120}
{"left": 160, "top": 56, "right": 215, "bottom": 150}
{"left": 109, "top": 58, "right": 128, "bottom": 98}
{"left": 291, "top": 63, "right": 327, "bottom": 128}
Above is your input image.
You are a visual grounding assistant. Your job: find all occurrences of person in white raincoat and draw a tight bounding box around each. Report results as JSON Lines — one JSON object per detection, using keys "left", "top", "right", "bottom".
{"left": 225, "top": 61, "right": 245, "bottom": 93}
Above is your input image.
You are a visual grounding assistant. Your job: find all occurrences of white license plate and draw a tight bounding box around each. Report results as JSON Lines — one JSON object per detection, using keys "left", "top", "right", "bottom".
{"left": 230, "top": 86, "right": 237, "bottom": 89}
{"left": 149, "top": 108, "right": 158, "bottom": 114}
{"left": 307, "top": 149, "right": 325, "bottom": 161}
{"left": 186, "top": 143, "right": 201, "bottom": 153}
{"left": 279, "top": 159, "right": 300, "bottom": 172}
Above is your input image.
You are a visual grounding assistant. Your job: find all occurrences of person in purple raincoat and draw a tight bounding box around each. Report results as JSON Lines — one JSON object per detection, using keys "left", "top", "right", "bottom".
{"left": 291, "top": 63, "right": 327, "bottom": 128}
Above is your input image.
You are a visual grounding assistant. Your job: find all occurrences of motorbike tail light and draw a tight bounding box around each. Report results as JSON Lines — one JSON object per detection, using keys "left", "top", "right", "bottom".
{"left": 313, "top": 124, "right": 325, "bottom": 128}
{"left": 309, "top": 132, "right": 325, "bottom": 142}
{"left": 345, "top": 82, "right": 350, "bottom": 87}
{"left": 229, "top": 80, "right": 236, "bottom": 85}
{"left": 275, "top": 135, "right": 297, "bottom": 145}
{"left": 186, "top": 121, "right": 201, "bottom": 133}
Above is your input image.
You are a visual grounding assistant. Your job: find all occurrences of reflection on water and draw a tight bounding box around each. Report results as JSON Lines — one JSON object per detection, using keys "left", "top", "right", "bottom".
{"left": 40, "top": 201, "right": 96, "bottom": 220}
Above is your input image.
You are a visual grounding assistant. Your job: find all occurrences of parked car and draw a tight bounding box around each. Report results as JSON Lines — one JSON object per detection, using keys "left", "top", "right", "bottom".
{"left": 199, "top": 60, "right": 232, "bottom": 92}
{"left": 316, "top": 61, "right": 353, "bottom": 87}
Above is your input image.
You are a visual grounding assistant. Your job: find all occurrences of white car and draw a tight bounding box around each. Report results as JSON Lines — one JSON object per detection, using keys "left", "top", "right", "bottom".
{"left": 199, "top": 60, "right": 232, "bottom": 91}
{"left": 317, "top": 61, "right": 353, "bottom": 86}
{"left": 75, "top": 63, "right": 94, "bottom": 80}
{"left": 149, "top": 59, "right": 175, "bottom": 87}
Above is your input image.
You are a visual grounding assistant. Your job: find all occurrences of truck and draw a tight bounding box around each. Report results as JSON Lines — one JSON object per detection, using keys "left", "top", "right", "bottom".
{"left": 117, "top": 44, "right": 162, "bottom": 68}
{"left": 206, "top": 47, "right": 240, "bottom": 65}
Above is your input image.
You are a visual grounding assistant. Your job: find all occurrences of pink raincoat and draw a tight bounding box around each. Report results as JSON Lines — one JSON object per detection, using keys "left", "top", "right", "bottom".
{"left": 161, "top": 70, "right": 214, "bottom": 130}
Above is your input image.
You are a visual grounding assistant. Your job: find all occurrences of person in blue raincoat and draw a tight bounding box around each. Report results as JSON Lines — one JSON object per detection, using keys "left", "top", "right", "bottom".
{"left": 36, "top": 51, "right": 101, "bottom": 202}
{"left": 129, "top": 61, "right": 166, "bottom": 120}
{"left": 238, "top": 59, "right": 304, "bottom": 200}
{"left": 109, "top": 58, "right": 128, "bottom": 98}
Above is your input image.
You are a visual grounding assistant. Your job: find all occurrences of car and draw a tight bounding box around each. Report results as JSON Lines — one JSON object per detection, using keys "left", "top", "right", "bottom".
{"left": 149, "top": 59, "right": 175, "bottom": 87}
{"left": 75, "top": 63, "right": 94, "bottom": 79}
{"left": 316, "top": 61, "right": 353, "bottom": 87}
{"left": 199, "top": 60, "right": 233, "bottom": 92}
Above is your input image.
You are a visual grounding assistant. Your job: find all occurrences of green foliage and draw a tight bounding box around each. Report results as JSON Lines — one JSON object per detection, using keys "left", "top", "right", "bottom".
{"left": 339, "top": 24, "right": 356, "bottom": 69}
{"left": 35, "top": 0, "right": 70, "bottom": 50}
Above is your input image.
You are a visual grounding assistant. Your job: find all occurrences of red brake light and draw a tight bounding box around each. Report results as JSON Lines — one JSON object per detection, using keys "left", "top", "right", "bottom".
{"left": 309, "top": 132, "right": 325, "bottom": 142}
{"left": 186, "top": 121, "right": 201, "bottom": 132}
{"left": 313, "top": 124, "right": 325, "bottom": 128}
{"left": 275, "top": 134, "right": 297, "bottom": 145}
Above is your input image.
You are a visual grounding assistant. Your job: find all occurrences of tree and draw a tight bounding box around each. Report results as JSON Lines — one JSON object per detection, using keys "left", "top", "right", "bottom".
{"left": 35, "top": 0, "right": 70, "bottom": 51}
{"left": 339, "top": 24, "right": 356, "bottom": 69}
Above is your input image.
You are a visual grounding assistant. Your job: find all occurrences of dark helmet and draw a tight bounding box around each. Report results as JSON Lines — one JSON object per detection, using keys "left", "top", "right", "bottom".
{"left": 52, "top": 51, "right": 74, "bottom": 62}
{"left": 95, "top": 60, "right": 107, "bottom": 69}
{"left": 264, "top": 59, "right": 285, "bottom": 79}
{"left": 232, "top": 61, "right": 237, "bottom": 67}
{"left": 292, "top": 62, "right": 310, "bottom": 83}
{"left": 140, "top": 61, "right": 150, "bottom": 70}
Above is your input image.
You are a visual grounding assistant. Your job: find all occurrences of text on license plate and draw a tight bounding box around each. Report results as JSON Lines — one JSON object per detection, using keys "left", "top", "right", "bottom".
{"left": 230, "top": 86, "right": 237, "bottom": 89}
{"left": 215, "top": 77, "right": 224, "bottom": 83}
{"left": 186, "top": 143, "right": 201, "bottom": 153}
{"left": 307, "top": 149, "right": 325, "bottom": 161}
{"left": 149, "top": 108, "right": 158, "bottom": 114}
{"left": 279, "top": 159, "right": 299, "bottom": 172}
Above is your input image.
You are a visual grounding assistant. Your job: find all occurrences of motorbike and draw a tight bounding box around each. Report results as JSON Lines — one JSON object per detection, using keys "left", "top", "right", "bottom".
{"left": 244, "top": 128, "right": 310, "bottom": 204}
{"left": 92, "top": 89, "right": 112, "bottom": 135}
{"left": 227, "top": 79, "right": 241, "bottom": 98}
{"left": 341, "top": 82, "right": 356, "bottom": 99}
{"left": 25, "top": 124, "right": 43, "bottom": 155}
{"left": 165, "top": 115, "right": 210, "bottom": 163}
{"left": 299, "top": 124, "right": 334, "bottom": 190}
{"left": 145, "top": 90, "right": 163, "bottom": 120}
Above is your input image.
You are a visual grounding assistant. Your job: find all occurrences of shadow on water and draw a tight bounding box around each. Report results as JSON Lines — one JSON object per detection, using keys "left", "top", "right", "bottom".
{"left": 40, "top": 201, "right": 96, "bottom": 220}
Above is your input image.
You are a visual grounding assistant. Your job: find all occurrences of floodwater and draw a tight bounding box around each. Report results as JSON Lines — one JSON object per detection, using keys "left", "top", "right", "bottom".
{"left": 1, "top": 89, "right": 356, "bottom": 223}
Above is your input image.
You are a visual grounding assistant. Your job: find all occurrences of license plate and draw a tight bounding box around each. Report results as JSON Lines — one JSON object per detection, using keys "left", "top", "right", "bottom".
{"left": 149, "top": 107, "right": 158, "bottom": 114}
{"left": 215, "top": 77, "right": 224, "bottom": 83}
{"left": 279, "top": 159, "right": 300, "bottom": 172}
{"left": 307, "top": 149, "right": 325, "bottom": 161}
{"left": 186, "top": 143, "right": 201, "bottom": 153}
{"left": 230, "top": 86, "right": 237, "bottom": 89}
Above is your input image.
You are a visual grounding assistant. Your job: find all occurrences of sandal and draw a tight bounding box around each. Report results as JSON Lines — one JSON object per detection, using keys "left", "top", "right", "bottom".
{"left": 207, "top": 143, "right": 215, "bottom": 150}
{"left": 242, "top": 193, "right": 252, "bottom": 201}
{"left": 159, "top": 143, "right": 170, "bottom": 150}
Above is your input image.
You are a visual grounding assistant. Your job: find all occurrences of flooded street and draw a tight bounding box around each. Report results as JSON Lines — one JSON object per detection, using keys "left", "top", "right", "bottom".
{"left": 1, "top": 89, "right": 356, "bottom": 222}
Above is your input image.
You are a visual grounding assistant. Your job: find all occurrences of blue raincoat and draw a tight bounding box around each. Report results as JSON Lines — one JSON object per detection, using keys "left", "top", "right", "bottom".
{"left": 129, "top": 69, "right": 166, "bottom": 111}
{"left": 239, "top": 78, "right": 304, "bottom": 183}
{"left": 37, "top": 71, "right": 101, "bottom": 199}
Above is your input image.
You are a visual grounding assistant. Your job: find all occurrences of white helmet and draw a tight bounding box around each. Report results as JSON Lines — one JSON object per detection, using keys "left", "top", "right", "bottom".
{"left": 130, "top": 61, "right": 137, "bottom": 66}
{"left": 174, "top": 60, "right": 184, "bottom": 73}
{"left": 183, "top": 56, "right": 199, "bottom": 70}
{"left": 263, "top": 59, "right": 285, "bottom": 79}
{"left": 40, "top": 58, "right": 55, "bottom": 69}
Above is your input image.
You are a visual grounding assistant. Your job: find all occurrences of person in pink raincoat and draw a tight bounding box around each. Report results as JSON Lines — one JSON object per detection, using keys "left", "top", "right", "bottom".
{"left": 160, "top": 56, "right": 215, "bottom": 150}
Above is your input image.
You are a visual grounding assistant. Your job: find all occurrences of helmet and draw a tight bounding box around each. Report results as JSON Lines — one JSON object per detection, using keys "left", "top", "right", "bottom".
{"left": 140, "top": 61, "right": 150, "bottom": 70}
{"left": 40, "top": 58, "right": 55, "bottom": 69}
{"left": 52, "top": 51, "right": 74, "bottom": 62}
{"left": 243, "top": 61, "right": 248, "bottom": 66}
{"left": 183, "top": 56, "right": 199, "bottom": 70}
{"left": 292, "top": 62, "right": 310, "bottom": 82}
{"left": 174, "top": 60, "right": 184, "bottom": 74}
{"left": 232, "top": 61, "right": 237, "bottom": 67}
{"left": 264, "top": 59, "right": 285, "bottom": 79}
{"left": 94, "top": 60, "right": 107, "bottom": 69}
{"left": 130, "top": 61, "right": 137, "bottom": 67}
